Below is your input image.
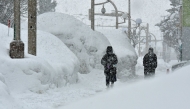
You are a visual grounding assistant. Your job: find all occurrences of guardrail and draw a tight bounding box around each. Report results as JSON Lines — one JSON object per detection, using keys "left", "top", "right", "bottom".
{"left": 171, "top": 61, "right": 189, "bottom": 71}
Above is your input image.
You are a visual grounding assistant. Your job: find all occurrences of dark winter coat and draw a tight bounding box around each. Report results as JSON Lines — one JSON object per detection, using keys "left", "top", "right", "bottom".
{"left": 101, "top": 53, "right": 118, "bottom": 69}
{"left": 143, "top": 53, "right": 157, "bottom": 75}
{"left": 101, "top": 53, "right": 118, "bottom": 82}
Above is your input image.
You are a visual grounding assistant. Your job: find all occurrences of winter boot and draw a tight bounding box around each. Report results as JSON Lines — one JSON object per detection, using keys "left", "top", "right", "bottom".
{"left": 110, "top": 82, "right": 114, "bottom": 88}
{"left": 106, "top": 79, "right": 110, "bottom": 88}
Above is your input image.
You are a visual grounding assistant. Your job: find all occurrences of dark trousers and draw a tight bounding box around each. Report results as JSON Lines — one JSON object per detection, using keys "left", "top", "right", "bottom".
{"left": 104, "top": 67, "right": 117, "bottom": 86}
{"left": 144, "top": 67, "right": 155, "bottom": 78}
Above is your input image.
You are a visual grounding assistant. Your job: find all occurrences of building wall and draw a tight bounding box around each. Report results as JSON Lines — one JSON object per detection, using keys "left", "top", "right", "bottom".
{"left": 182, "top": 27, "right": 190, "bottom": 61}
{"left": 182, "top": 0, "right": 190, "bottom": 61}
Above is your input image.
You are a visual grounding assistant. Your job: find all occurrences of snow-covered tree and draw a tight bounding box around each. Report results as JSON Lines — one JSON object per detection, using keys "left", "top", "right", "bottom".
{"left": 0, "top": 0, "right": 57, "bottom": 26}
{"left": 0, "top": 0, "right": 27, "bottom": 26}
{"left": 38, "top": 0, "right": 57, "bottom": 15}
{"left": 123, "top": 26, "right": 144, "bottom": 48}
{"left": 156, "top": 0, "right": 182, "bottom": 61}
{"left": 123, "top": 28, "right": 139, "bottom": 48}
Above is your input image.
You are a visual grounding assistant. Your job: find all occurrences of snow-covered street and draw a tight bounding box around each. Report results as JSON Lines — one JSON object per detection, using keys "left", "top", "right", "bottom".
{"left": 12, "top": 69, "right": 107, "bottom": 109}
{"left": 11, "top": 58, "right": 176, "bottom": 109}
{"left": 59, "top": 63, "right": 190, "bottom": 109}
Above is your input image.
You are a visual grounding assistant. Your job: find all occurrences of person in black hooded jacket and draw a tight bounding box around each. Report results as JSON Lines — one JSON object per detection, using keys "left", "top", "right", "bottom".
{"left": 101, "top": 46, "right": 118, "bottom": 87}
{"left": 143, "top": 47, "right": 157, "bottom": 78}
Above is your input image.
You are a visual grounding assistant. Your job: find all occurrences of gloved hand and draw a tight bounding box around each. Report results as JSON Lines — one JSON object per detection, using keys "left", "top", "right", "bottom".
{"left": 106, "top": 63, "right": 112, "bottom": 69}
{"left": 112, "top": 64, "right": 116, "bottom": 67}
{"left": 107, "top": 64, "right": 110, "bottom": 69}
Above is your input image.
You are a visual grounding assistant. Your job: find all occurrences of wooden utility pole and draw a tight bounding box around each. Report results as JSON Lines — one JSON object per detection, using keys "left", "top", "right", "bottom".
{"left": 28, "top": 0, "right": 37, "bottom": 56}
{"left": 128, "top": 0, "right": 131, "bottom": 42}
{"left": 14, "top": 0, "right": 20, "bottom": 40}
{"left": 91, "top": 0, "right": 95, "bottom": 30}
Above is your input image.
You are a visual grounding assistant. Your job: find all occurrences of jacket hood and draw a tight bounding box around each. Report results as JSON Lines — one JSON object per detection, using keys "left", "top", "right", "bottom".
{"left": 106, "top": 46, "right": 113, "bottom": 54}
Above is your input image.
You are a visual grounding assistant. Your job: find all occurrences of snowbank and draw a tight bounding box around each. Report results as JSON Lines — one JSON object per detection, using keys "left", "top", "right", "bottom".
{"left": 0, "top": 74, "right": 12, "bottom": 109}
{"left": 60, "top": 65, "right": 190, "bottom": 109}
{"left": 0, "top": 80, "right": 22, "bottom": 109}
{"left": 0, "top": 23, "right": 79, "bottom": 94}
{"left": 97, "top": 28, "right": 138, "bottom": 79}
{"left": 26, "top": 12, "right": 111, "bottom": 73}
{"left": 22, "top": 12, "right": 138, "bottom": 78}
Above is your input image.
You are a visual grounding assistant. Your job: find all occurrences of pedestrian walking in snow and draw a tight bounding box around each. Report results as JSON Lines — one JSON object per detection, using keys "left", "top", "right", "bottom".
{"left": 101, "top": 46, "right": 118, "bottom": 87}
{"left": 143, "top": 47, "right": 157, "bottom": 78}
